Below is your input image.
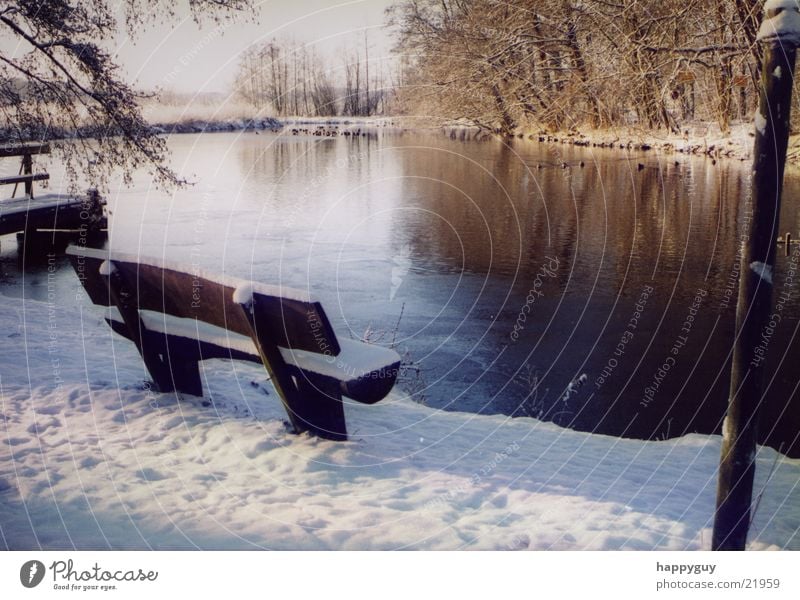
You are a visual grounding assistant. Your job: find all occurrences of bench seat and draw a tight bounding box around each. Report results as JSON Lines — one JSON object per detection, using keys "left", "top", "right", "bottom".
{"left": 105, "top": 308, "right": 399, "bottom": 404}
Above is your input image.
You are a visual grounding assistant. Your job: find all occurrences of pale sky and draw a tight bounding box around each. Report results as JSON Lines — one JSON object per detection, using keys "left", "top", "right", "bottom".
{"left": 113, "top": 0, "right": 397, "bottom": 94}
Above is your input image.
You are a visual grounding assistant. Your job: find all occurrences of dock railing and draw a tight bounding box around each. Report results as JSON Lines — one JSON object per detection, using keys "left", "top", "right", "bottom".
{"left": 0, "top": 143, "right": 51, "bottom": 198}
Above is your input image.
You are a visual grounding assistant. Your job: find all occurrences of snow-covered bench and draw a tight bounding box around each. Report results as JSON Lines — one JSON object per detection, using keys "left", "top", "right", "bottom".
{"left": 66, "top": 245, "right": 401, "bottom": 441}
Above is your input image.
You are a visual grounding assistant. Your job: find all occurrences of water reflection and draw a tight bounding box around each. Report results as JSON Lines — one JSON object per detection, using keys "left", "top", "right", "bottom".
{"left": 331, "top": 132, "right": 800, "bottom": 456}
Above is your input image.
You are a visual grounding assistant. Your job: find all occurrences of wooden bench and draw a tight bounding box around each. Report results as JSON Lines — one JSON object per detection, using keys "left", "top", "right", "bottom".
{"left": 0, "top": 143, "right": 50, "bottom": 198}
{"left": 66, "top": 245, "right": 401, "bottom": 441}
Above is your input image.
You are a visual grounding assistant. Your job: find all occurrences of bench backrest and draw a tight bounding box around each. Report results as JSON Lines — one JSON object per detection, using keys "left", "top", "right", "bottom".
{"left": 66, "top": 245, "right": 341, "bottom": 355}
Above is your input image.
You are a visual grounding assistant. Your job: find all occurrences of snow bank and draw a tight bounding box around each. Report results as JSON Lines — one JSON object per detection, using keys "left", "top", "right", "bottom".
{"left": 1, "top": 293, "right": 798, "bottom": 550}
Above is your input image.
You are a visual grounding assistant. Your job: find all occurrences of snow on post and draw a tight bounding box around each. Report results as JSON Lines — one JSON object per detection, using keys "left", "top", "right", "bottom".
{"left": 749, "top": 261, "right": 774, "bottom": 284}
{"left": 757, "top": 0, "right": 800, "bottom": 44}
{"left": 754, "top": 111, "right": 767, "bottom": 135}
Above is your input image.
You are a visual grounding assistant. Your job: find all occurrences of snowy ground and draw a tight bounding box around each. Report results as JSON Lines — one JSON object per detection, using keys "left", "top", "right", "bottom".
{"left": 1, "top": 292, "right": 798, "bottom": 550}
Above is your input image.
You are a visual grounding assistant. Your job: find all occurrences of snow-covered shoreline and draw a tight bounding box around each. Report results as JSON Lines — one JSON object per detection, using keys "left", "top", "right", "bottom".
{"left": 520, "top": 123, "right": 756, "bottom": 162}
{"left": 1, "top": 292, "right": 798, "bottom": 550}
{"left": 437, "top": 120, "right": 800, "bottom": 169}
{"left": 149, "top": 116, "right": 800, "bottom": 172}
{"left": 149, "top": 117, "right": 282, "bottom": 135}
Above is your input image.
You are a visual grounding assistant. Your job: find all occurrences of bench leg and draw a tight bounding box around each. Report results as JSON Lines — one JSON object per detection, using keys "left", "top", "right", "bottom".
{"left": 135, "top": 331, "right": 176, "bottom": 394}
{"left": 238, "top": 302, "right": 348, "bottom": 441}
{"left": 291, "top": 373, "right": 347, "bottom": 442}
{"left": 163, "top": 334, "right": 204, "bottom": 397}
{"left": 105, "top": 268, "right": 175, "bottom": 394}
{"left": 168, "top": 356, "right": 203, "bottom": 397}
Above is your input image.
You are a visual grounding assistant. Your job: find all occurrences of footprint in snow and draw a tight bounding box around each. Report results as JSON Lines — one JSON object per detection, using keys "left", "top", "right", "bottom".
{"left": 80, "top": 456, "right": 102, "bottom": 469}
{"left": 4, "top": 437, "right": 29, "bottom": 446}
{"left": 245, "top": 439, "right": 278, "bottom": 459}
{"left": 384, "top": 500, "right": 415, "bottom": 512}
{"left": 191, "top": 472, "right": 227, "bottom": 483}
{"left": 490, "top": 494, "right": 508, "bottom": 509}
{"left": 31, "top": 473, "right": 65, "bottom": 494}
{"left": 137, "top": 468, "right": 169, "bottom": 482}
{"left": 162, "top": 416, "right": 186, "bottom": 430}
{"left": 250, "top": 380, "right": 270, "bottom": 395}
{"left": 508, "top": 534, "right": 530, "bottom": 550}
{"left": 26, "top": 417, "right": 61, "bottom": 434}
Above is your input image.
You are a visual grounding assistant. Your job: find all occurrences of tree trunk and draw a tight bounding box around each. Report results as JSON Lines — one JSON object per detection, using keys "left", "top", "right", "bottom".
{"left": 564, "top": 10, "right": 600, "bottom": 127}
{"left": 490, "top": 83, "right": 515, "bottom": 134}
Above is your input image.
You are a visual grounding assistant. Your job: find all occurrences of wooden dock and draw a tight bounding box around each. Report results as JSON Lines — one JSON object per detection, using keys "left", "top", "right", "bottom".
{"left": 0, "top": 193, "right": 105, "bottom": 237}
{"left": 0, "top": 144, "right": 106, "bottom": 250}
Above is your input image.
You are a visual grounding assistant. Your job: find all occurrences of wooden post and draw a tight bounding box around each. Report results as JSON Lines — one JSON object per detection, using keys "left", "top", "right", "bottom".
{"left": 22, "top": 152, "right": 32, "bottom": 197}
{"left": 712, "top": 1, "right": 799, "bottom": 551}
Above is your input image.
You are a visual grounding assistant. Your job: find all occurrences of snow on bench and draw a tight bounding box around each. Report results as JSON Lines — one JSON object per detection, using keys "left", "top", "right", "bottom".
{"left": 66, "top": 245, "right": 401, "bottom": 441}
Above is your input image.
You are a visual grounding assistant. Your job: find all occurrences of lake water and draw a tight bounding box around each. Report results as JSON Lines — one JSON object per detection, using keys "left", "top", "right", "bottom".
{"left": 3, "top": 128, "right": 799, "bottom": 455}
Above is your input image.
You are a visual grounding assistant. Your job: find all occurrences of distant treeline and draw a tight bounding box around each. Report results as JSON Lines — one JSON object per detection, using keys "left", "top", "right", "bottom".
{"left": 234, "top": 36, "right": 397, "bottom": 117}
{"left": 388, "top": 0, "right": 778, "bottom": 134}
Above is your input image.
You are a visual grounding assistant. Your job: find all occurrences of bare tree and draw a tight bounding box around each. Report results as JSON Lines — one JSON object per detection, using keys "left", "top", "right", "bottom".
{"left": 388, "top": 0, "right": 762, "bottom": 134}
{"left": 0, "top": 0, "right": 252, "bottom": 191}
